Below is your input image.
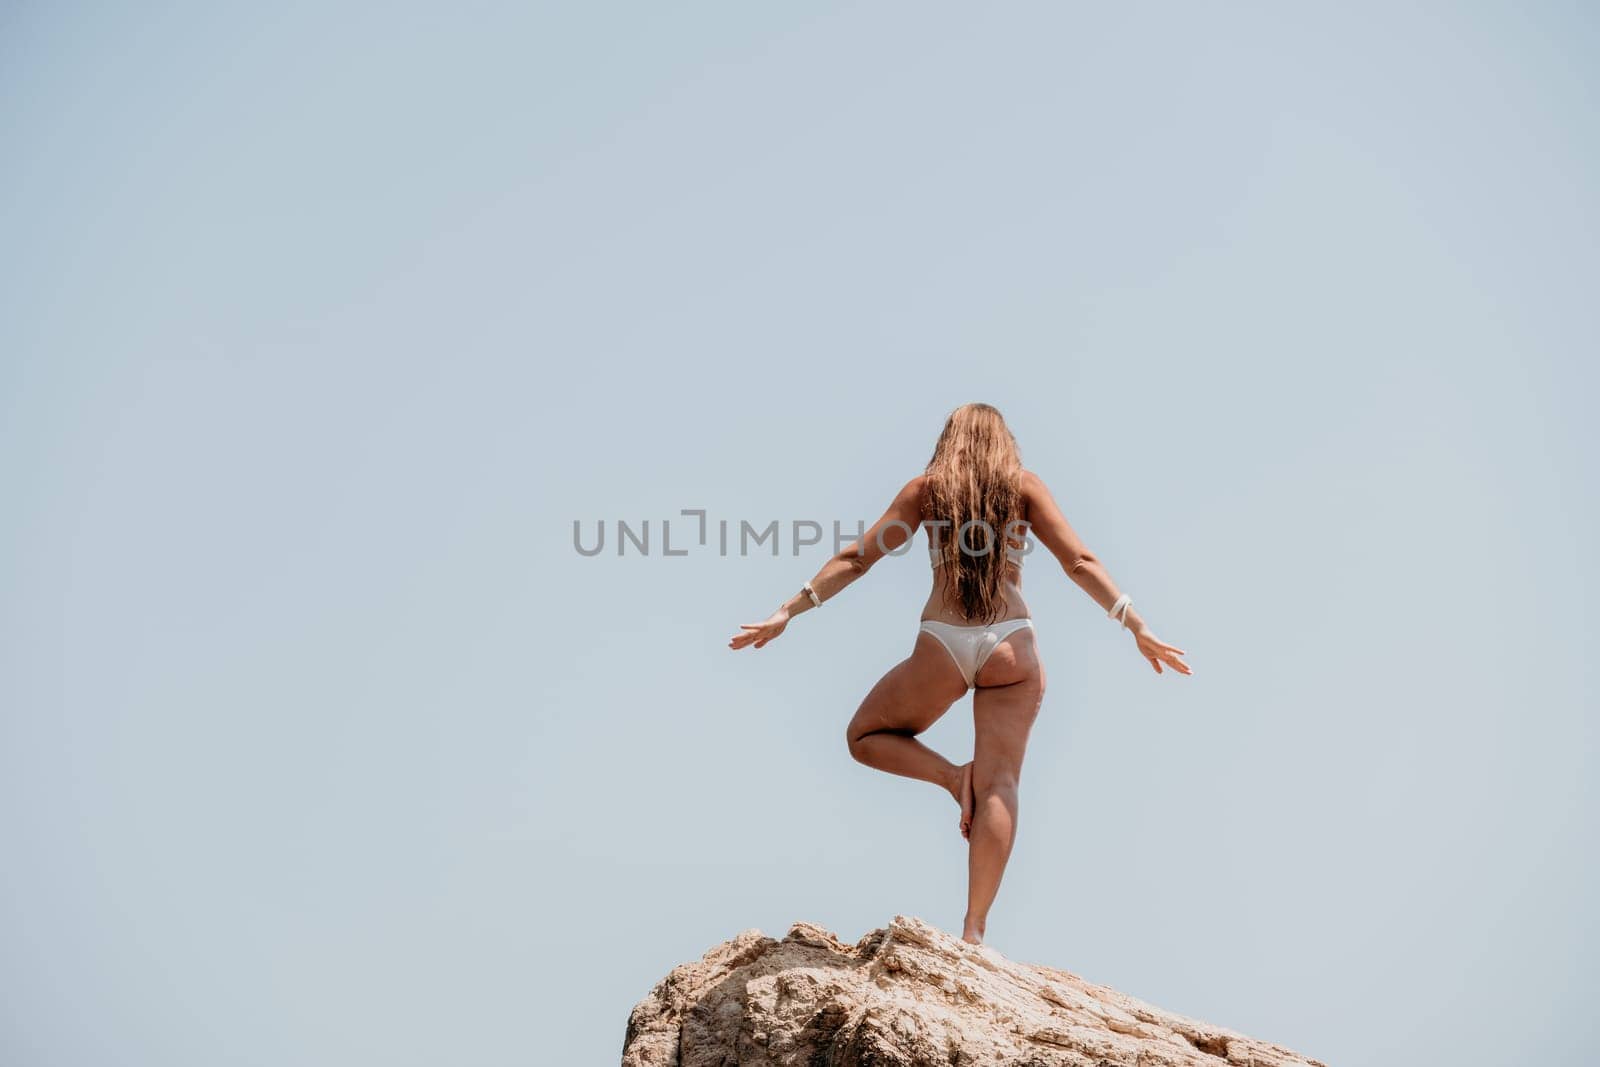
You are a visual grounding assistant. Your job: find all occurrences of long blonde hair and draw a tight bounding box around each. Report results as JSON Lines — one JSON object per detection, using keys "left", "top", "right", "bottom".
{"left": 923, "top": 403, "right": 1024, "bottom": 623}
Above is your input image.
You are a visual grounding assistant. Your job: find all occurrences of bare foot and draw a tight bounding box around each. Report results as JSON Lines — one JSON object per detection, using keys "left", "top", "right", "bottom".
{"left": 961, "top": 918, "right": 985, "bottom": 944}
{"left": 956, "top": 761, "right": 975, "bottom": 840}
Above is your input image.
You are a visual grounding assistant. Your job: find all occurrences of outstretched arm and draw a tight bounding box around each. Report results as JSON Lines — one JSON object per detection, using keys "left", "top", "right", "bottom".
{"left": 1022, "top": 469, "right": 1191, "bottom": 675}
{"left": 729, "top": 476, "right": 925, "bottom": 650}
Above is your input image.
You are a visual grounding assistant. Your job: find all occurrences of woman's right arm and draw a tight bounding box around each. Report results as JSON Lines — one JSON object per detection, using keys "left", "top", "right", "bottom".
{"left": 1022, "top": 469, "right": 1191, "bottom": 675}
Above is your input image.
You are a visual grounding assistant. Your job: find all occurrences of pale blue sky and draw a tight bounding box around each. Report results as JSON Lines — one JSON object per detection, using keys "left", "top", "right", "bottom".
{"left": 2, "top": 4, "right": 1596, "bottom": 1065}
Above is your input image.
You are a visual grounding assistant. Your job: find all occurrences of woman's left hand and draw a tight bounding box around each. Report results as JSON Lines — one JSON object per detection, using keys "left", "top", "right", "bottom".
{"left": 730, "top": 608, "right": 790, "bottom": 650}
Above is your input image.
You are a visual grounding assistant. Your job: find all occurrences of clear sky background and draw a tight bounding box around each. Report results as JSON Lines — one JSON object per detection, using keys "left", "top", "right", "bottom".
{"left": 2, "top": 4, "right": 1596, "bottom": 1065}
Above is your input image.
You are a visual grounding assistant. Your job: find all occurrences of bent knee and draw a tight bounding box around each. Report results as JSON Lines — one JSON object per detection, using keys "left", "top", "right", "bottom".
{"left": 846, "top": 725, "right": 879, "bottom": 762}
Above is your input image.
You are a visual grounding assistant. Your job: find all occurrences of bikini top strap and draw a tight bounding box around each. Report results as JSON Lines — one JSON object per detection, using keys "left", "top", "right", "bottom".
{"left": 926, "top": 523, "right": 1028, "bottom": 567}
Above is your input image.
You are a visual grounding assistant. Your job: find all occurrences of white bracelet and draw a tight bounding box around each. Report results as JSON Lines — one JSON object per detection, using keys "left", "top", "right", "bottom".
{"left": 803, "top": 582, "right": 822, "bottom": 609}
{"left": 1107, "top": 594, "right": 1132, "bottom": 628}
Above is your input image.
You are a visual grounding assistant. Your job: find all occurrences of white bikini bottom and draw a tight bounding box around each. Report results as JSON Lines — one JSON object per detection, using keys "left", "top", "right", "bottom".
{"left": 917, "top": 617, "right": 1035, "bottom": 689}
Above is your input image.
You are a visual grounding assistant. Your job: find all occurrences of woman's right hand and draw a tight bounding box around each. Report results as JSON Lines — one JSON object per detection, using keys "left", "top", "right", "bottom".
{"left": 1133, "top": 626, "right": 1191, "bottom": 675}
{"left": 729, "top": 607, "right": 790, "bottom": 650}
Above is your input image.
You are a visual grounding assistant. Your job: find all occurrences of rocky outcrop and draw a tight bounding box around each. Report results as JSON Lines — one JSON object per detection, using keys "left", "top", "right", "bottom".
{"left": 623, "top": 915, "right": 1324, "bottom": 1067}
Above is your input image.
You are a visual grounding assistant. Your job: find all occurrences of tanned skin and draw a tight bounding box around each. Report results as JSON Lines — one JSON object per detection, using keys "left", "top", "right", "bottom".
{"left": 730, "top": 469, "right": 1190, "bottom": 944}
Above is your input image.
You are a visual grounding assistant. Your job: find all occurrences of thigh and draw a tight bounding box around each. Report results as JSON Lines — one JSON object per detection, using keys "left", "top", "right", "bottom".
{"left": 847, "top": 632, "right": 971, "bottom": 739}
{"left": 972, "top": 670, "right": 1045, "bottom": 787}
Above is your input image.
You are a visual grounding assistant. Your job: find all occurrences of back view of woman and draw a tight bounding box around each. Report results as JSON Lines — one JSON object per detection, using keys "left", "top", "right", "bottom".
{"left": 730, "top": 403, "right": 1189, "bottom": 944}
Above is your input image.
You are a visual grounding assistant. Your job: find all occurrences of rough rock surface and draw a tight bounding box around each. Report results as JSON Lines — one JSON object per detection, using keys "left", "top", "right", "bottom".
{"left": 623, "top": 915, "right": 1324, "bottom": 1067}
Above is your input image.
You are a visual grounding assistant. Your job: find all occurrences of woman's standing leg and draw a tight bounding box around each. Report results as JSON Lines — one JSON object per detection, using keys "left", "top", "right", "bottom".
{"left": 964, "top": 649, "right": 1045, "bottom": 943}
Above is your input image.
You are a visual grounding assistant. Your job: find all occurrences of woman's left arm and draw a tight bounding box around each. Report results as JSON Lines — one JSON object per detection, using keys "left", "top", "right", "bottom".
{"left": 729, "top": 476, "right": 925, "bottom": 650}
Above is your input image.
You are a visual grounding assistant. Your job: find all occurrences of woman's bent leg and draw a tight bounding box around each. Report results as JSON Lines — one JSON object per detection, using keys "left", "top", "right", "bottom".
{"left": 845, "top": 633, "right": 971, "bottom": 798}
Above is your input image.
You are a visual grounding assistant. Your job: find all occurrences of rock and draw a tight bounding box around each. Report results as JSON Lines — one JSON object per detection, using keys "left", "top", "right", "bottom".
{"left": 622, "top": 915, "right": 1325, "bottom": 1067}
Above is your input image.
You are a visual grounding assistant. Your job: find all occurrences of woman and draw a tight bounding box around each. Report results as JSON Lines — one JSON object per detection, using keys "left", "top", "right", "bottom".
{"left": 728, "top": 403, "right": 1191, "bottom": 944}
